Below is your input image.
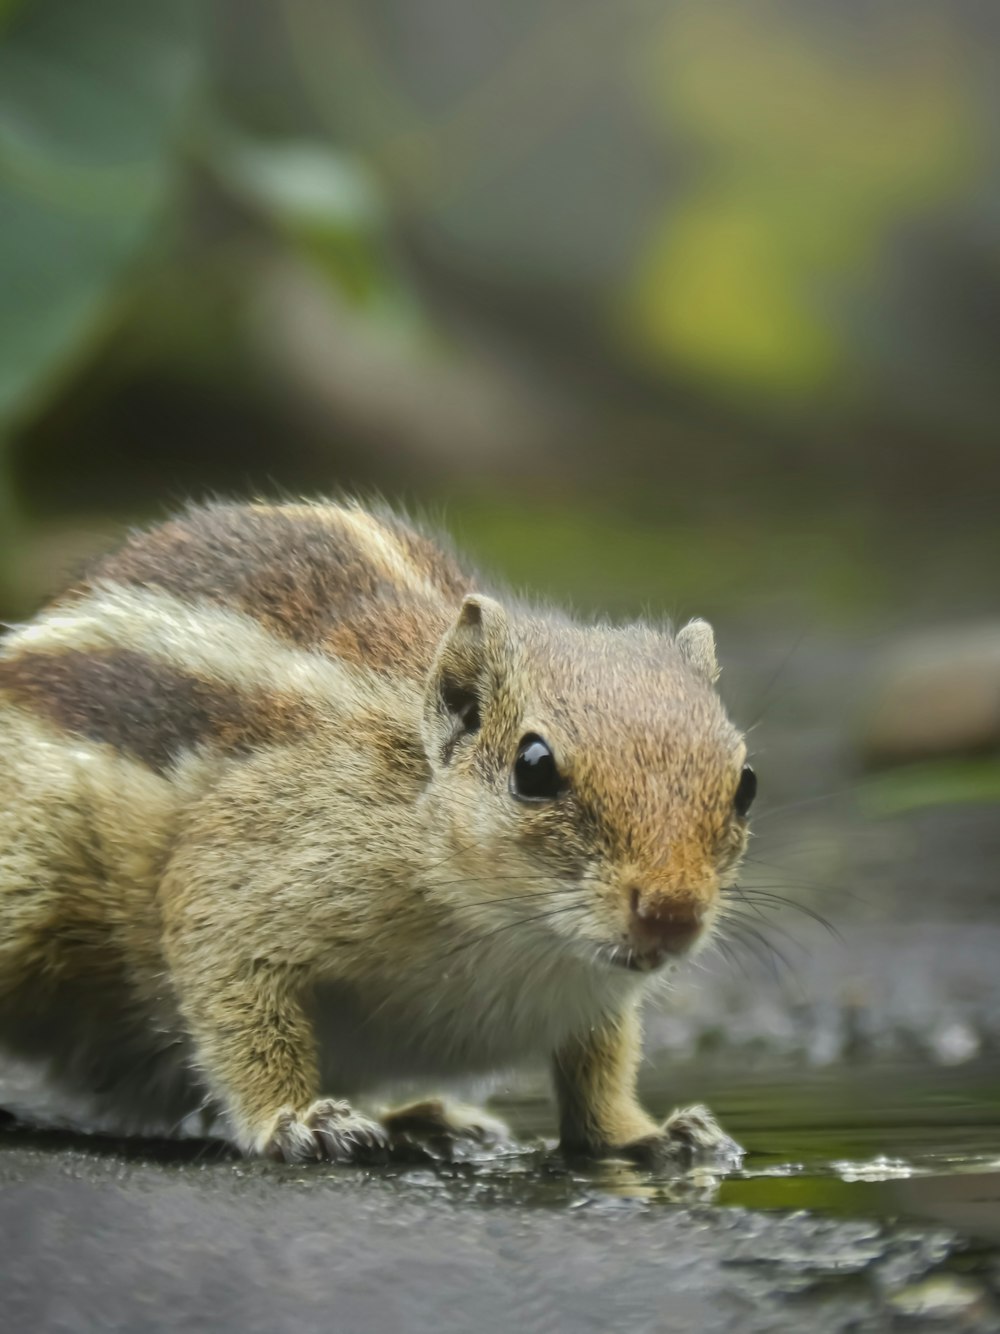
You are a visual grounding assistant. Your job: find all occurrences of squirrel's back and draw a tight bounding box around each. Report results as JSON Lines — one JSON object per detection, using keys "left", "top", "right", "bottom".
{"left": 0, "top": 501, "right": 474, "bottom": 775}
{"left": 84, "top": 500, "right": 474, "bottom": 674}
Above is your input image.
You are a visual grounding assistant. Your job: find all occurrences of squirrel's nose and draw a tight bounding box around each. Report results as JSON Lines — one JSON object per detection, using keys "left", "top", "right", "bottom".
{"left": 628, "top": 886, "right": 705, "bottom": 956}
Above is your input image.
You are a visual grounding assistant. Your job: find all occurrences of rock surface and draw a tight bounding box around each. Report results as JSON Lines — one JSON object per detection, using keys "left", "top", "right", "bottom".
{"left": 3, "top": 1139, "right": 998, "bottom": 1334}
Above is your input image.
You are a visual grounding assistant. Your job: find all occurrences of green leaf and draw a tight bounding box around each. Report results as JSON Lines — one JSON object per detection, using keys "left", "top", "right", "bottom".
{"left": 0, "top": 0, "right": 205, "bottom": 430}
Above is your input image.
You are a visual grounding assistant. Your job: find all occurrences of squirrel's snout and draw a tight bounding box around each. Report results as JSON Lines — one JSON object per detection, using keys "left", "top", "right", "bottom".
{"left": 627, "top": 885, "right": 707, "bottom": 957}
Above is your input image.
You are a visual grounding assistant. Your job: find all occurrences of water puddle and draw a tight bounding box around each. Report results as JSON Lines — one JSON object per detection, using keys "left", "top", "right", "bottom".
{"left": 469, "top": 1060, "right": 1000, "bottom": 1235}
{"left": 4, "top": 1058, "right": 999, "bottom": 1236}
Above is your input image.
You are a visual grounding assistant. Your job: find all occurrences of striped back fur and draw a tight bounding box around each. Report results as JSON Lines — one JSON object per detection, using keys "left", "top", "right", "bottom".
{"left": 0, "top": 501, "right": 473, "bottom": 774}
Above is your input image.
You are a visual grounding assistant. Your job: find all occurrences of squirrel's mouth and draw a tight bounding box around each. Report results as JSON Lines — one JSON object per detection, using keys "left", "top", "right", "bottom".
{"left": 605, "top": 921, "right": 710, "bottom": 971}
{"left": 605, "top": 944, "right": 672, "bottom": 973}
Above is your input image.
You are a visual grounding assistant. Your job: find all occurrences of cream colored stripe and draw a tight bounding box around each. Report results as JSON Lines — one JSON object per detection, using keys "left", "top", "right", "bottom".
{"left": 2, "top": 583, "right": 417, "bottom": 717}
{"left": 250, "top": 500, "right": 439, "bottom": 600}
{"left": 337, "top": 506, "right": 439, "bottom": 599}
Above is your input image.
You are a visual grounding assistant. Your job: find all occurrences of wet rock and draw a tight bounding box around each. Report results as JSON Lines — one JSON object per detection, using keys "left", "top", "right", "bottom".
{"left": 859, "top": 624, "right": 1000, "bottom": 766}
{"left": 886, "top": 1273, "right": 995, "bottom": 1325}
{"left": 0, "top": 1148, "right": 963, "bottom": 1334}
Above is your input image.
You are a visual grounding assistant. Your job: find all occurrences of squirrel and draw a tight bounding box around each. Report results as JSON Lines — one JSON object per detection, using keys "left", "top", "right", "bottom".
{"left": 0, "top": 500, "right": 755, "bottom": 1164}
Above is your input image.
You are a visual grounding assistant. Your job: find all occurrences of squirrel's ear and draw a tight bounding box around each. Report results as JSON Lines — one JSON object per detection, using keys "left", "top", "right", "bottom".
{"left": 422, "top": 594, "right": 509, "bottom": 765}
{"left": 676, "top": 618, "right": 720, "bottom": 684}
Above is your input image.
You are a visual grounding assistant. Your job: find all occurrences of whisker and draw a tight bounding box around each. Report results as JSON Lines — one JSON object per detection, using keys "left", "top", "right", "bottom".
{"left": 436, "top": 903, "right": 588, "bottom": 963}
{"left": 716, "top": 922, "right": 779, "bottom": 981}
{"left": 720, "top": 926, "right": 786, "bottom": 983}
{"left": 721, "top": 914, "right": 800, "bottom": 981}
{"left": 723, "top": 902, "right": 816, "bottom": 953}
{"left": 709, "top": 932, "right": 754, "bottom": 983}
{"left": 751, "top": 786, "right": 859, "bottom": 823}
{"left": 742, "top": 859, "right": 870, "bottom": 909}
{"left": 412, "top": 885, "right": 590, "bottom": 915}
{"left": 725, "top": 888, "right": 843, "bottom": 941}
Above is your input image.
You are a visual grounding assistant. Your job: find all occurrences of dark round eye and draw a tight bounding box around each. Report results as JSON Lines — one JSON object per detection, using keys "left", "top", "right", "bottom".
{"left": 510, "top": 734, "right": 563, "bottom": 802}
{"left": 734, "top": 765, "right": 757, "bottom": 818}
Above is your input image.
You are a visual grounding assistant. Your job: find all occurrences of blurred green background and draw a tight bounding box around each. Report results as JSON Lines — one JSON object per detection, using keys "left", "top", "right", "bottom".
{"left": 4, "top": 0, "right": 1000, "bottom": 1154}
{"left": 1, "top": 0, "right": 997, "bottom": 651}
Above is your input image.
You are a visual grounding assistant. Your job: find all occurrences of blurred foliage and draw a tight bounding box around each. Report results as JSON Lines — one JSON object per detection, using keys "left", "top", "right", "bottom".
{"left": 0, "top": 0, "right": 203, "bottom": 431}
{"left": 625, "top": 1, "right": 975, "bottom": 393}
{"left": 0, "top": 0, "right": 434, "bottom": 612}
{"left": 447, "top": 494, "right": 886, "bottom": 623}
{"left": 0, "top": 0, "right": 426, "bottom": 437}
{"left": 860, "top": 758, "right": 1000, "bottom": 818}
{"left": 0, "top": 1, "right": 27, "bottom": 32}
{"left": 1, "top": 0, "right": 998, "bottom": 642}
{"left": 202, "top": 131, "right": 425, "bottom": 334}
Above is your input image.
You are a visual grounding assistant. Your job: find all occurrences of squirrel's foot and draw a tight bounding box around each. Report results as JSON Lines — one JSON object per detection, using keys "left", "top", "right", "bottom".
{"left": 617, "top": 1104, "right": 743, "bottom": 1171}
{"left": 258, "top": 1098, "right": 391, "bottom": 1164}
{"left": 380, "top": 1097, "right": 510, "bottom": 1160}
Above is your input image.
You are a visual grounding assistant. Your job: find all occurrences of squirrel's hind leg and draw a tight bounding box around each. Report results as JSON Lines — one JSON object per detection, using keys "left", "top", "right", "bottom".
{"left": 379, "top": 1097, "right": 510, "bottom": 1159}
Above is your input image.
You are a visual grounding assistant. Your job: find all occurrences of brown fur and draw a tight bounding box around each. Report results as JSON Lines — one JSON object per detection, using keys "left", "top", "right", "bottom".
{"left": 553, "top": 1003, "right": 657, "bottom": 1151}
{"left": 84, "top": 502, "right": 471, "bottom": 667}
{"left": 322, "top": 603, "right": 453, "bottom": 677}
{"left": 0, "top": 500, "right": 750, "bottom": 1163}
{"left": 0, "top": 649, "right": 314, "bottom": 775}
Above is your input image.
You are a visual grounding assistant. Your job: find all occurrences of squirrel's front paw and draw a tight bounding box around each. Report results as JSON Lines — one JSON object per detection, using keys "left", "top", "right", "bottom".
{"left": 620, "top": 1104, "right": 743, "bottom": 1170}
{"left": 258, "top": 1099, "right": 390, "bottom": 1164}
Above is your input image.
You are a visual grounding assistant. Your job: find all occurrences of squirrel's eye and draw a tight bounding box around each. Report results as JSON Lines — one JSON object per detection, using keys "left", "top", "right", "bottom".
{"left": 734, "top": 765, "right": 757, "bottom": 819}
{"left": 510, "top": 734, "right": 563, "bottom": 802}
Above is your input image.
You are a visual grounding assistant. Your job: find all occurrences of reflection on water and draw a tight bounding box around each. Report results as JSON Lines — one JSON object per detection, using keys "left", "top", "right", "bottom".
{"left": 479, "top": 1060, "right": 1000, "bottom": 1237}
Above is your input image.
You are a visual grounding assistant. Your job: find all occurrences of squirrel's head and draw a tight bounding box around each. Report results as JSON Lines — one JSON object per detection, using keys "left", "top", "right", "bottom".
{"left": 419, "top": 595, "right": 753, "bottom": 977}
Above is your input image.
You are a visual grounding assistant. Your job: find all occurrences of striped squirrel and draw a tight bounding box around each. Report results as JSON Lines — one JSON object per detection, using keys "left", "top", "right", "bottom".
{"left": 0, "top": 501, "right": 754, "bottom": 1164}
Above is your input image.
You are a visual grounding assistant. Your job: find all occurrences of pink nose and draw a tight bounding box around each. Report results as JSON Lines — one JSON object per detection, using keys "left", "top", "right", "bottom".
{"left": 629, "top": 887, "right": 705, "bottom": 955}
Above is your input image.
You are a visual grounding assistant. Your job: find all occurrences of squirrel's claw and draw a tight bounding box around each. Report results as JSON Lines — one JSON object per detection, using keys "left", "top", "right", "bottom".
{"left": 617, "top": 1104, "right": 744, "bottom": 1171}
{"left": 259, "top": 1099, "right": 391, "bottom": 1164}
